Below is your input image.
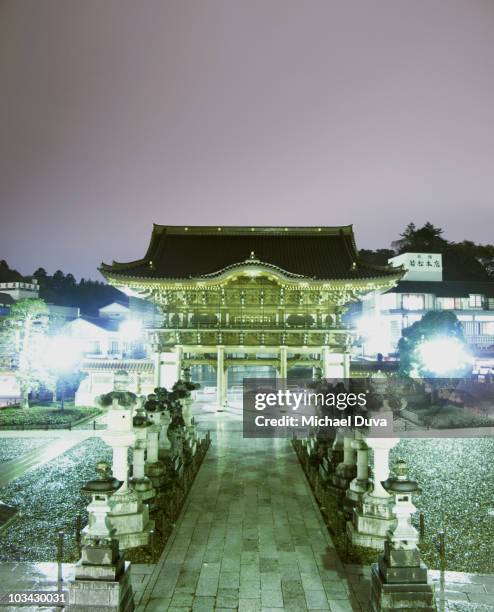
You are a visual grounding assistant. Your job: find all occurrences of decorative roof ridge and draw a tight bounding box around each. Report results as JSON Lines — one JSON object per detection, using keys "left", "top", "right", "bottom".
{"left": 150, "top": 224, "right": 355, "bottom": 236}
{"left": 196, "top": 252, "right": 310, "bottom": 280}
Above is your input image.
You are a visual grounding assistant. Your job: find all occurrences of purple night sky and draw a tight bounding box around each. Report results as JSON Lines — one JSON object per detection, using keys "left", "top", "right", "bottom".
{"left": 1, "top": 1, "right": 493, "bottom": 279}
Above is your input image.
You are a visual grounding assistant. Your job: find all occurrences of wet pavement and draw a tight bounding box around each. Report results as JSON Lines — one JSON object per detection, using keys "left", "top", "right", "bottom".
{"left": 0, "top": 561, "right": 154, "bottom": 611}
{"left": 138, "top": 402, "right": 355, "bottom": 611}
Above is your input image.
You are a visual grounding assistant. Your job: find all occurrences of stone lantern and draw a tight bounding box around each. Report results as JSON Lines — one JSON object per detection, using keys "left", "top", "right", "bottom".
{"left": 347, "top": 377, "right": 399, "bottom": 549}
{"left": 347, "top": 436, "right": 399, "bottom": 548}
{"left": 345, "top": 434, "right": 369, "bottom": 510}
{"left": 144, "top": 395, "right": 167, "bottom": 489}
{"left": 332, "top": 430, "right": 357, "bottom": 491}
{"left": 370, "top": 460, "right": 436, "bottom": 611}
{"left": 101, "top": 393, "right": 154, "bottom": 550}
{"left": 81, "top": 461, "right": 122, "bottom": 540}
{"left": 130, "top": 413, "right": 155, "bottom": 504}
{"left": 181, "top": 367, "right": 194, "bottom": 428}
{"left": 68, "top": 462, "right": 134, "bottom": 612}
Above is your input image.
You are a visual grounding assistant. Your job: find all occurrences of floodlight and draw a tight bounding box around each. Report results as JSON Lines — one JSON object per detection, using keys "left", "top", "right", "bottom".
{"left": 416, "top": 337, "right": 471, "bottom": 376}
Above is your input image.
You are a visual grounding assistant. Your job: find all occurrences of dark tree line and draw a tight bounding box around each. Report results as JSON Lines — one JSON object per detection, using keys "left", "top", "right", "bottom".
{"left": 360, "top": 222, "right": 494, "bottom": 280}
{"left": 0, "top": 261, "right": 125, "bottom": 316}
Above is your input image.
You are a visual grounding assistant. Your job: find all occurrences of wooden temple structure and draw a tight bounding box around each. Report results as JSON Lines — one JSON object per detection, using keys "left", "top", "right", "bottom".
{"left": 100, "top": 225, "right": 402, "bottom": 406}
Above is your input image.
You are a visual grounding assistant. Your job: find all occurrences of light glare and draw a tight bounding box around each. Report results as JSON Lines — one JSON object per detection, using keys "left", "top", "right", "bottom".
{"left": 416, "top": 337, "right": 471, "bottom": 375}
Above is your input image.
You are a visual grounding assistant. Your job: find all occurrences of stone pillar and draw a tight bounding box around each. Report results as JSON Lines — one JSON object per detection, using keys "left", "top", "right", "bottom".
{"left": 132, "top": 442, "right": 145, "bottom": 479}
{"left": 153, "top": 350, "right": 161, "bottom": 389}
{"left": 279, "top": 346, "right": 288, "bottom": 380}
{"left": 144, "top": 407, "right": 167, "bottom": 490}
{"left": 368, "top": 438, "right": 398, "bottom": 499}
{"left": 370, "top": 460, "right": 436, "bottom": 611}
{"left": 182, "top": 396, "right": 193, "bottom": 427}
{"left": 343, "top": 352, "right": 351, "bottom": 379}
{"left": 345, "top": 435, "right": 369, "bottom": 509}
{"left": 216, "top": 345, "right": 226, "bottom": 407}
{"left": 147, "top": 426, "right": 159, "bottom": 464}
{"left": 158, "top": 410, "right": 171, "bottom": 451}
{"left": 332, "top": 432, "right": 357, "bottom": 491}
{"left": 322, "top": 347, "right": 346, "bottom": 379}
{"left": 103, "top": 398, "right": 154, "bottom": 550}
{"left": 160, "top": 346, "right": 182, "bottom": 389}
{"left": 130, "top": 439, "right": 155, "bottom": 504}
{"left": 347, "top": 436, "right": 399, "bottom": 549}
{"left": 103, "top": 398, "right": 135, "bottom": 490}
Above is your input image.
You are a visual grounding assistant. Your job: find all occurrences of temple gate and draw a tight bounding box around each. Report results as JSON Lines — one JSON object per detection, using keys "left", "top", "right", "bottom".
{"left": 101, "top": 226, "right": 402, "bottom": 406}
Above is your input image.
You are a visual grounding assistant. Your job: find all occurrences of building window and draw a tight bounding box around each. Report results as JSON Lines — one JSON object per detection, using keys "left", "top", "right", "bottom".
{"left": 440, "top": 297, "right": 462, "bottom": 310}
{"left": 468, "top": 294, "right": 483, "bottom": 309}
{"left": 484, "top": 321, "right": 494, "bottom": 336}
{"left": 402, "top": 294, "right": 424, "bottom": 310}
{"left": 440, "top": 297, "right": 455, "bottom": 310}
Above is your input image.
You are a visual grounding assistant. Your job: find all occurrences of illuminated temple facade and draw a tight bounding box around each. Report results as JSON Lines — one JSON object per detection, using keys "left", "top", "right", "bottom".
{"left": 100, "top": 226, "right": 402, "bottom": 405}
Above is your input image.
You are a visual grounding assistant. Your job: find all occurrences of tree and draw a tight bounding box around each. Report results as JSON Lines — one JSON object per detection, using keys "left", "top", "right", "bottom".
{"left": 33, "top": 269, "right": 126, "bottom": 316}
{"left": 398, "top": 311, "right": 470, "bottom": 378}
{"left": 0, "top": 299, "right": 50, "bottom": 408}
{"left": 358, "top": 248, "right": 395, "bottom": 267}
{"left": 392, "top": 222, "right": 447, "bottom": 253}
{"left": 33, "top": 267, "right": 48, "bottom": 278}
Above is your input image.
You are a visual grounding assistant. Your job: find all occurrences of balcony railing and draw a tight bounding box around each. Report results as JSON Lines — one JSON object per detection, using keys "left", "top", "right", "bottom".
{"left": 465, "top": 335, "right": 494, "bottom": 347}
{"left": 156, "top": 322, "right": 345, "bottom": 332}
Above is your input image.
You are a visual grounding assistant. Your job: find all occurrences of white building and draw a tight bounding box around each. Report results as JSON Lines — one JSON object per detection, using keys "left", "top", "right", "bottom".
{"left": 63, "top": 314, "right": 154, "bottom": 406}
{"left": 98, "top": 300, "right": 131, "bottom": 321}
{"left": 0, "top": 268, "right": 39, "bottom": 301}
{"left": 359, "top": 252, "right": 494, "bottom": 360}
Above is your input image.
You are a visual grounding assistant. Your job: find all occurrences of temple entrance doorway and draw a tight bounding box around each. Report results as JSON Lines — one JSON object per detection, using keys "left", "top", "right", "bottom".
{"left": 227, "top": 364, "right": 276, "bottom": 403}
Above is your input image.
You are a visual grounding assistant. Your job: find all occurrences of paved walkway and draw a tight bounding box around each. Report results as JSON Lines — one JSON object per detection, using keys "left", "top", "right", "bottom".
{"left": 138, "top": 404, "right": 354, "bottom": 612}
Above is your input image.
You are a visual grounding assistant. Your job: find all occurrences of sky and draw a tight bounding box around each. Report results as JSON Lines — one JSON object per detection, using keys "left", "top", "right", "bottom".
{"left": 1, "top": 0, "right": 494, "bottom": 280}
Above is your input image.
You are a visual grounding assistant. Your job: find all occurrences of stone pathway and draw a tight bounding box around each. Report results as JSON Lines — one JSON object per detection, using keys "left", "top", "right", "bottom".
{"left": 138, "top": 404, "right": 355, "bottom": 611}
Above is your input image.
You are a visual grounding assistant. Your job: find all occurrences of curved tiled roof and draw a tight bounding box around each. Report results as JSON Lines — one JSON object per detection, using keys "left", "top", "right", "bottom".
{"left": 0, "top": 267, "right": 26, "bottom": 283}
{"left": 100, "top": 225, "right": 402, "bottom": 282}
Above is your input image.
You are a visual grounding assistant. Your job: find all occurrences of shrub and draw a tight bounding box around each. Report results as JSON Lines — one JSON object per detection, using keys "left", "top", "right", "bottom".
{"left": 0, "top": 405, "right": 100, "bottom": 428}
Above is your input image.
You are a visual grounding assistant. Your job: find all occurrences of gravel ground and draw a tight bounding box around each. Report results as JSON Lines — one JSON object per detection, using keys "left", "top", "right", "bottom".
{"left": 0, "top": 437, "right": 56, "bottom": 463}
{"left": 0, "top": 437, "right": 112, "bottom": 562}
{"left": 390, "top": 438, "right": 494, "bottom": 574}
{"left": 0, "top": 436, "right": 492, "bottom": 574}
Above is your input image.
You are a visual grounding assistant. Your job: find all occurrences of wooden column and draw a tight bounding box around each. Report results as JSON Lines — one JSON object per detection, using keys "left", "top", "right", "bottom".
{"left": 279, "top": 346, "right": 288, "bottom": 380}
{"left": 216, "top": 345, "right": 226, "bottom": 406}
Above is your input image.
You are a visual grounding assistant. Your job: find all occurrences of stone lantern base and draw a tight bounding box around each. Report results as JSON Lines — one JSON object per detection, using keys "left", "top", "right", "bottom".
{"left": 145, "top": 460, "right": 167, "bottom": 490}
{"left": 68, "top": 538, "right": 134, "bottom": 612}
{"left": 331, "top": 462, "right": 357, "bottom": 491}
{"left": 370, "top": 542, "right": 436, "bottom": 611}
{"left": 108, "top": 489, "right": 154, "bottom": 550}
{"left": 129, "top": 476, "right": 155, "bottom": 504}
{"left": 347, "top": 493, "right": 396, "bottom": 549}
